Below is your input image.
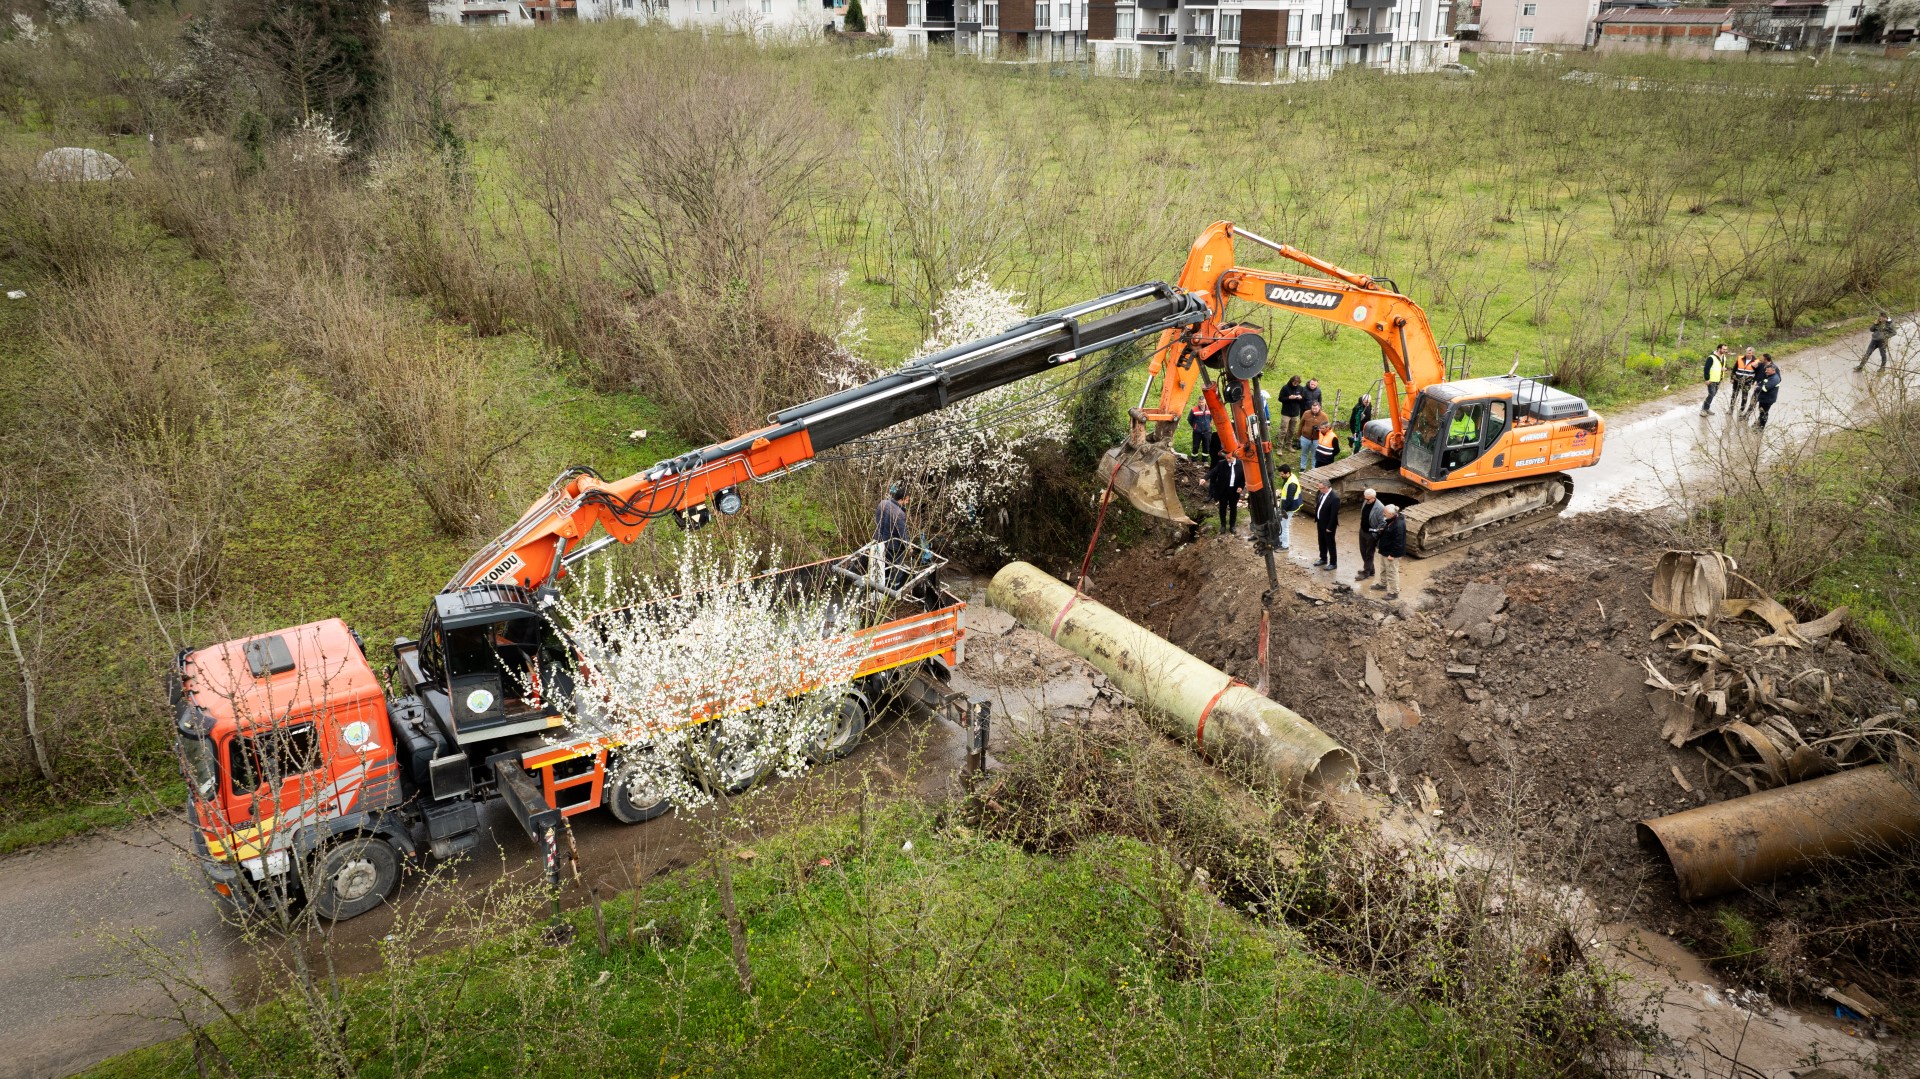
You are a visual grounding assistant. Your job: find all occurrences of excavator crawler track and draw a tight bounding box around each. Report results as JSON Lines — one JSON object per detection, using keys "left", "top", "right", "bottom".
{"left": 1299, "top": 453, "right": 1573, "bottom": 558}
{"left": 1402, "top": 474, "right": 1574, "bottom": 557}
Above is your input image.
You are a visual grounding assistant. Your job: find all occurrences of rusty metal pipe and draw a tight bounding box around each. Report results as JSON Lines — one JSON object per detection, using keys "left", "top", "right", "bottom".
{"left": 1637, "top": 763, "right": 1920, "bottom": 901}
{"left": 986, "top": 561, "right": 1356, "bottom": 792}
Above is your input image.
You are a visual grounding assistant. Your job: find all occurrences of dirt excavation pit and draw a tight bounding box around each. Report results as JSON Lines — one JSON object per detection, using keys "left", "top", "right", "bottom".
{"left": 1085, "top": 509, "right": 1910, "bottom": 926}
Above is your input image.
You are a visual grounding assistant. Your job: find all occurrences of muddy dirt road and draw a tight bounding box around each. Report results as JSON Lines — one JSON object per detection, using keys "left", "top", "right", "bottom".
{"left": 0, "top": 319, "right": 1906, "bottom": 1079}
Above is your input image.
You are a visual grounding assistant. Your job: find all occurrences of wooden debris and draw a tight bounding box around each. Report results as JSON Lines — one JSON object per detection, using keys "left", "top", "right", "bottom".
{"left": 1669, "top": 764, "right": 1695, "bottom": 793}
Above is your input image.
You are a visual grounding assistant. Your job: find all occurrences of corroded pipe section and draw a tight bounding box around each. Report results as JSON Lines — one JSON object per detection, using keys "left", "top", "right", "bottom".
{"left": 1637, "top": 764, "right": 1920, "bottom": 901}
{"left": 986, "top": 561, "right": 1356, "bottom": 792}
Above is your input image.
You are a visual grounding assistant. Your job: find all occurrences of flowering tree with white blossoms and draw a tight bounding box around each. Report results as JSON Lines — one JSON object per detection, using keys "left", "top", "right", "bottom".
{"left": 542, "top": 538, "right": 871, "bottom": 811}
{"left": 536, "top": 537, "right": 873, "bottom": 993}
{"left": 834, "top": 275, "right": 1080, "bottom": 535}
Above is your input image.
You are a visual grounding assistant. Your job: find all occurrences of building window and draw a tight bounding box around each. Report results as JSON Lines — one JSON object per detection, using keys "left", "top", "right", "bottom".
{"left": 1219, "top": 47, "right": 1239, "bottom": 77}
{"left": 1401, "top": 42, "right": 1410, "bottom": 59}
{"left": 1516, "top": 25, "right": 1533, "bottom": 41}
{"left": 1192, "top": 9, "right": 1212, "bottom": 34}
{"left": 1156, "top": 45, "right": 1173, "bottom": 68}
{"left": 1521, "top": 2, "right": 1535, "bottom": 13}
{"left": 1409, "top": 6, "right": 1420, "bottom": 32}
{"left": 984, "top": 1, "right": 996, "bottom": 23}
{"left": 1310, "top": 12, "right": 1321, "bottom": 30}
{"left": 1332, "top": 12, "right": 1343, "bottom": 31}
{"left": 1116, "top": 8, "right": 1132, "bottom": 37}
{"left": 1035, "top": 3, "right": 1048, "bottom": 26}
{"left": 761, "top": 0, "right": 770, "bottom": 12}
{"left": 1057, "top": 3, "right": 1068, "bottom": 27}
{"left": 908, "top": 1, "right": 921, "bottom": 24}
{"left": 1288, "top": 10, "right": 1302, "bottom": 41}
{"left": 1219, "top": 11, "right": 1239, "bottom": 39}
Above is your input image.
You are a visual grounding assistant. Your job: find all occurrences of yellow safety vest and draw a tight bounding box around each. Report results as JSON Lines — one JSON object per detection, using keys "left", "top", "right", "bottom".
{"left": 1281, "top": 476, "right": 1301, "bottom": 503}
{"left": 1707, "top": 355, "right": 1724, "bottom": 382}
{"left": 1450, "top": 414, "right": 1477, "bottom": 441}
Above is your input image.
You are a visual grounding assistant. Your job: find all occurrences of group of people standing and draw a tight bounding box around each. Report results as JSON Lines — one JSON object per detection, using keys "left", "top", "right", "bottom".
{"left": 1308, "top": 484, "right": 1405, "bottom": 598}
{"left": 1700, "top": 344, "right": 1782, "bottom": 427}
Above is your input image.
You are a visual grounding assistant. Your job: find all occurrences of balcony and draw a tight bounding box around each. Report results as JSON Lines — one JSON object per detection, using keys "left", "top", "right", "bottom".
{"left": 1136, "top": 0, "right": 1179, "bottom": 8}
{"left": 1136, "top": 29, "right": 1178, "bottom": 40}
{"left": 1346, "top": 0, "right": 1397, "bottom": 7}
{"left": 1183, "top": 32, "right": 1216, "bottom": 43}
{"left": 958, "top": 19, "right": 982, "bottom": 29}
{"left": 1345, "top": 29, "right": 1392, "bottom": 42}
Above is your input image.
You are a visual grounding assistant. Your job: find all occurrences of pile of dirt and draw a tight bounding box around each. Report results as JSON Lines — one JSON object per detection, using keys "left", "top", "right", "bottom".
{"left": 1090, "top": 509, "right": 1909, "bottom": 931}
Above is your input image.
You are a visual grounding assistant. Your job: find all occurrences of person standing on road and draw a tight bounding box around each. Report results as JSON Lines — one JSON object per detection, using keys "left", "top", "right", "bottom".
{"left": 1858, "top": 313, "right": 1896, "bottom": 372}
{"left": 1752, "top": 355, "right": 1782, "bottom": 428}
{"left": 1276, "top": 464, "right": 1302, "bottom": 551}
{"left": 1701, "top": 345, "right": 1728, "bottom": 414}
{"left": 1278, "top": 376, "right": 1307, "bottom": 444}
{"left": 1207, "top": 453, "right": 1245, "bottom": 536}
{"left": 1355, "top": 488, "right": 1384, "bottom": 581}
{"left": 1298, "top": 400, "right": 1331, "bottom": 470}
{"left": 1188, "top": 401, "right": 1213, "bottom": 458}
{"left": 1733, "top": 347, "right": 1758, "bottom": 412}
{"left": 1373, "top": 505, "right": 1405, "bottom": 599}
{"left": 1347, "top": 394, "right": 1373, "bottom": 456}
{"left": 1311, "top": 482, "right": 1342, "bottom": 571}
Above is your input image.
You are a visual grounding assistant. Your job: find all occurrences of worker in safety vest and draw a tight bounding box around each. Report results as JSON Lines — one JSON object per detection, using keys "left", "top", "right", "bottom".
{"left": 1701, "top": 345, "right": 1728, "bottom": 414}
{"left": 1732, "top": 347, "right": 1758, "bottom": 412}
{"left": 1313, "top": 422, "right": 1338, "bottom": 468}
{"left": 1276, "top": 465, "right": 1302, "bottom": 551}
{"left": 1448, "top": 410, "right": 1478, "bottom": 445}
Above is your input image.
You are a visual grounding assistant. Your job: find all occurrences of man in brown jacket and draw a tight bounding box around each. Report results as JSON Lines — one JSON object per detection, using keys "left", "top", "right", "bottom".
{"left": 1297, "top": 401, "right": 1330, "bottom": 470}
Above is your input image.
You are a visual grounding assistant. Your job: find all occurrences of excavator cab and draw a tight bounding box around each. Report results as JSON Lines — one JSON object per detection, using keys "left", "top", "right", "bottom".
{"left": 1401, "top": 391, "right": 1509, "bottom": 481}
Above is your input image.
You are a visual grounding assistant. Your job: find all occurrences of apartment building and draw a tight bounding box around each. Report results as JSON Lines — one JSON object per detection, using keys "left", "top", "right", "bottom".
{"left": 1082, "top": 0, "right": 1459, "bottom": 79}
{"left": 876, "top": 0, "right": 1093, "bottom": 59}
{"left": 1473, "top": 0, "right": 1599, "bottom": 46}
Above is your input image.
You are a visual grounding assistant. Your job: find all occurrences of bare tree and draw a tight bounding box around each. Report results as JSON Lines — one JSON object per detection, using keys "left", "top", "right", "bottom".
{"left": 0, "top": 485, "right": 76, "bottom": 781}
{"left": 872, "top": 92, "right": 1024, "bottom": 325}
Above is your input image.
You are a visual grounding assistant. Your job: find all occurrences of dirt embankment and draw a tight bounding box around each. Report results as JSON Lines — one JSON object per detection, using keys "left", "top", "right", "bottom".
{"left": 1089, "top": 508, "right": 1916, "bottom": 1006}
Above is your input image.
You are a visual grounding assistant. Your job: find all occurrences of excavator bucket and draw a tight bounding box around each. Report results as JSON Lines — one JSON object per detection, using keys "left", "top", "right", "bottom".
{"left": 1099, "top": 442, "right": 1194, "bottom": 525}
{"left": 1651, "top": 550, "right": 1736, "bottom": 626}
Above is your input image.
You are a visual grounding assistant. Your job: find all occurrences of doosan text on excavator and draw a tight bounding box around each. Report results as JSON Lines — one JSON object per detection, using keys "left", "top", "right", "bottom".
{"left": 169, "top": 222, "right": 1604, "bottom": 918}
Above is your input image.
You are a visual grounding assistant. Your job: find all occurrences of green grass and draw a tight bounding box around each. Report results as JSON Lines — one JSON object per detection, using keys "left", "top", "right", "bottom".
{"left": 0, "top": 781, "right": 185, "bottom": 856}
{"left": 86, "top": 805, "right": 1540, "bottom": 1078}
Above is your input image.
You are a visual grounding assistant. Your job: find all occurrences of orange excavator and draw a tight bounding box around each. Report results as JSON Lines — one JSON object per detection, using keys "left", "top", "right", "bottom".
{"left": 1103, "top": 221, "right": 1606, "bottom": 556}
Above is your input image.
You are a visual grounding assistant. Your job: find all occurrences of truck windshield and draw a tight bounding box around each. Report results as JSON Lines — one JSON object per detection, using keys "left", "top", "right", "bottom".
{"left": 1402, "top": 394, "right": 1442, "bottom": 478}
{"left": 179, "top": 735, "right": 220, "bottom": 801}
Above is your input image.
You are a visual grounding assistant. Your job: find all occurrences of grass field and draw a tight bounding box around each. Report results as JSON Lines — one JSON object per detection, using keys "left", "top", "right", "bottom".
{"left": 82, "top": 802, "right": 1572, "bottom": 1079}
{"left": 0, "top": 14, "right": 1916, "bottom": 838}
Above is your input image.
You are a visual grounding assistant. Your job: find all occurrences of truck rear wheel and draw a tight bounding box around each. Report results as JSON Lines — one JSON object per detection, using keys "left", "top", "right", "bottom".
{"left": 307, "top": 837, "right": 399, "bottom": 921}
{"left": 606, "top": 758, "right": 672, "bottom": 824}
{"left": 810, "top": 692, "right": 869, "bottom": 763}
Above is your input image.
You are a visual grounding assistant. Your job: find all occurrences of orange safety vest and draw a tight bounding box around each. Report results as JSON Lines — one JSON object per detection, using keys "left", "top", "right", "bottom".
{"left": 1316, "top": 425, "right": 1336, "bottom": 450}
{"left": 1736, "top": 353, "right": 1757, "bottom": 373}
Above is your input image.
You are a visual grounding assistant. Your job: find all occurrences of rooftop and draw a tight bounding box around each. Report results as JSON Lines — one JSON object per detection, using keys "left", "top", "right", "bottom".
{"left": 1594, "top": 5, "right": 1733, "bottom": 23}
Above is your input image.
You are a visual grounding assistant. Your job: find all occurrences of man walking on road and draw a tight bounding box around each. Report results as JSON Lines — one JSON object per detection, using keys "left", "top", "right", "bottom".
{"left": 1373, "top": 505, "right": 1405, "bottom": 599}
{"left": 1355, "top": 488, "right": 1384, "bottom": 581}
{"left": 1752, "top": 355, "right": 1782, "bottom": 428}
{"left": 1311, "top": 482, "right": 1341, "bottom": 571}
{"left": 1857, "top": 313, "right": 1896, "bottom": 372}
{"left": 1701, "top": 345, "right": 1728, "bottom": 414}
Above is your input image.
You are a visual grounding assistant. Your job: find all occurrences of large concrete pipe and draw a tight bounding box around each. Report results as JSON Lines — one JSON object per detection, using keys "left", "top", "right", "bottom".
{"left": 1637, "top": 763, "right": 1920, "bottom": 901}
{"left": 986, "top": 561, "right": 1356, "bottom": 792}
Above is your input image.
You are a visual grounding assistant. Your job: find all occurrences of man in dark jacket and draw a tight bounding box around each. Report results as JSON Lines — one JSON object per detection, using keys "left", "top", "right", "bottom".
{"left": 1207, "top": 455, "right": 1245, "bottom": 535}
{"left": 1355, "top": 488, "right": 1384, "bottom": 581}
{"left": 1277, "top": 376, "right": 1307, "bottom": 444}
{"left": 875, "top": 483, "right": 911, "bottom": 587}
{"left": 1188, "top": 402, "right": 1213, "bottom": 457}
{"left": 1373, "top": 505, "right": 1406, "bottom": 598}
{"left": 1751, "top": 356, "right": 1781, "bottom": 428}
{"left": 1311, "top": 483, "right": 1341, "bottom": 570}
{"left": 1857, "top": 313, "right": 1896, "bottom": 372}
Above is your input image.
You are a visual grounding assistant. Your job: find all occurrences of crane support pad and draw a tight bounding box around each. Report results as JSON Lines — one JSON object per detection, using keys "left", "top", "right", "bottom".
{"left": 497, "top": 765, "right": 563, "bottom": 839}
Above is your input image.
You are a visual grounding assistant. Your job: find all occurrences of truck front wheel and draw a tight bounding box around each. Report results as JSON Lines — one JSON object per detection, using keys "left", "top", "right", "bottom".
{"left": 606, "top": 758, "right": 673, "bottom": 824}
{"left": 307, "top": 837, "right": 400, "bottom": 921}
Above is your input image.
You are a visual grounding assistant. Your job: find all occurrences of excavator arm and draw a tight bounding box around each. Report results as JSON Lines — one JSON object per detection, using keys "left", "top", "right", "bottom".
{"left": 449, "top": 283, "right": 1211, "bottom": 593}
{"left": 1141, "top": 221, "right": 1449, "bottom": 455}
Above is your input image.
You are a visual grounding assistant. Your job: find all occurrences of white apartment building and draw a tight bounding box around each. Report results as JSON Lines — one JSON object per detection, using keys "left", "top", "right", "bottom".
{"left": 875, "top": 0, "right": 1456, "bottom": 77}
